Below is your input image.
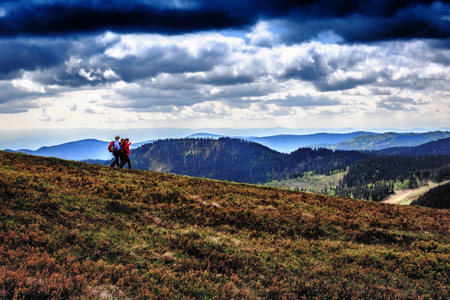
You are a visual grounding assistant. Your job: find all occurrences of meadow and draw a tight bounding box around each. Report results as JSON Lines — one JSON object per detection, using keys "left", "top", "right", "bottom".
{"left": 1, "top": 151, "right": 449, "bottom": 299}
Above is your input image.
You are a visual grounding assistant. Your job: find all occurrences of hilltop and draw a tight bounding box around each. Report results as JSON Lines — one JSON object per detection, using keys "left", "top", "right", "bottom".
{"left": 1, "top": 150, "right": 449, "bottom": 299}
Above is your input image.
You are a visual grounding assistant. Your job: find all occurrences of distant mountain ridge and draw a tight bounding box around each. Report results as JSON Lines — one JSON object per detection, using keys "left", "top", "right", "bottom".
{"left": 245, "top": 131, "right": 376, "bottom": 153}
{"left": 4, "top": 130, "right": 450, "bottom": 161}
{"left": 332, "top": 131, "right": 450, "bottom": 150}
{"left": 7, "top": 139, "right": 111, "bottom": 161}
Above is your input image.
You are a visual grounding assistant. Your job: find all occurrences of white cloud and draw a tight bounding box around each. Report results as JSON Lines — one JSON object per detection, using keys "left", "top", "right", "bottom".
{"left": 11, "top": 72, "right": 46, "bottom": 93}
{"left": 78, "top": 68, "right": 101, "bottom": 81}
{"left": 11, "top": 78, "right": 46, "bottom": 93}
{"left": 246, "top": 21, "right": 278, "bottom": 47}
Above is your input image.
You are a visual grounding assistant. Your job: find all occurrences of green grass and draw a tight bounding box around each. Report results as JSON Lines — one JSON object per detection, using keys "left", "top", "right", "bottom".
{"left": 1, "top": 151, "right": 450, "bottom": 299}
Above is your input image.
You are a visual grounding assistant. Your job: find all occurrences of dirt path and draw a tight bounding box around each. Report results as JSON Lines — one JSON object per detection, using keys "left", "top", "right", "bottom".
{"left": 381, "top": 180, "right": 450, "bottom": 205}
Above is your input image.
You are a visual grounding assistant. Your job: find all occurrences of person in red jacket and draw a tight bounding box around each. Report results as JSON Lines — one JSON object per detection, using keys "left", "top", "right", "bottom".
{"left": 119, "top": 138, "right": 132, "bottom": 169}
{"left": 119, "top": 138, "right": 125, "bottom": 166}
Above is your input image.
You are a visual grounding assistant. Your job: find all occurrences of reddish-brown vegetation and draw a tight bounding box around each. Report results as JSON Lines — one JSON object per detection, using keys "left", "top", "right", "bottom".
{"left": 1, "top": 151, "right": 449, "bottom": 299}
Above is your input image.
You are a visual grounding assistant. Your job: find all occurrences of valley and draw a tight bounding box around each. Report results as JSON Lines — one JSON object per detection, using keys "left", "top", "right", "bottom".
{"left": 381, "top": 179, "right": 450, "bottom": 205}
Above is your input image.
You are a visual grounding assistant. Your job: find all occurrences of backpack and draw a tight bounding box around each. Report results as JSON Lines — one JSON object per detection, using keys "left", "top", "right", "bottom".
{"left": 108, "top": 141, "right": 114, "bottom": 152}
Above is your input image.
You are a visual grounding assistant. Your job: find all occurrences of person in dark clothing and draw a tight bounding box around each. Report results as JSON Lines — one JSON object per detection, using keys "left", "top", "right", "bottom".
{"left": 119, "top": 138, "right": 132, "bottom": 169}
{"left": 110, "top": 135, "right": 121, "bottom": 167}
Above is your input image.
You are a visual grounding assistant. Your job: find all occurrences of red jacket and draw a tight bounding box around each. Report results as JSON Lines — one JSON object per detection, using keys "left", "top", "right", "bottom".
{"left": 122, "top": 141, "right": 131, "bottom": 156}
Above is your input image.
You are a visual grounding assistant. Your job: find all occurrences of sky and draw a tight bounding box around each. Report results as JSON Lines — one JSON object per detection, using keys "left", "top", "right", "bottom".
{"left": 1, "top": 0, "right": 450, "bottom": 149}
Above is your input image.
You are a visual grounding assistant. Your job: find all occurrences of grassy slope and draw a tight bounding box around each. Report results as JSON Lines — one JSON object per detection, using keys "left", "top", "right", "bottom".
{"left": 1, "top": 151, "right": 450, "bottom": 299}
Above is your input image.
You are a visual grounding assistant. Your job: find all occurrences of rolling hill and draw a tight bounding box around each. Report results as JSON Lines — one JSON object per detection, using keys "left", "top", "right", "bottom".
{"left": 1, "top": 150, "right": 449, "bottom": 299}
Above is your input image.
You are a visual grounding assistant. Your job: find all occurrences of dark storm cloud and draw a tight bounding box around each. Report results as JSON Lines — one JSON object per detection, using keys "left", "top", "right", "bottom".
{"left": 1, "top": 1, "right": 450, "bottom": 42}
{"left": 0, "top": 39, "right": 68, "bottom": 78}
{"left": 0, "top": 1, "right": 246, "bottom": 36}
{"left": 276, "top": 0, "right": 450, "bottom": 42}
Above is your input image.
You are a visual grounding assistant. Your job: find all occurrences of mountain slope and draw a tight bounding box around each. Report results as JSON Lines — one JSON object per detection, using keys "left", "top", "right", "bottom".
{"left": 131, "top": 137, "right": 287, "bottom": 183}
{"left": 411, "top": 181, "right": 450, "bottom": 209}
{"left": 1, "top": 150, "right": 449, "bottom": 299}
{"left": 333, "top": 131, "right": 450, "bottom": 150}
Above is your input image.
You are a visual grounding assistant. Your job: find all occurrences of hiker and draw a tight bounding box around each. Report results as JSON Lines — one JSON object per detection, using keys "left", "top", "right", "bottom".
{"left": 110, "top": 135, "right": 122, "bottom": 167}
{"left": 119, "top": 138, "right": 125, "bottom": 167}
{"left": 120, "top": 138, "right": 132, "bottom": 169}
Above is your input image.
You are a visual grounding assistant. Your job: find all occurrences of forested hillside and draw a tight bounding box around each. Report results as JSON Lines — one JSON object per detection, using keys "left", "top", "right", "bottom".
{"left": 374, "top": 137, "right": 450, "bottom": 156}
{"left": 131, "top": 138, "right": 286, "bottom": 183}
{"left": 411, "top": 182, "right": 450, "bottom": 209}
{"left": 130, "top": 138, "right": 369, "bottom": 184}
{"left": 287, "top": 147, "right": 367, "bottom": 176}
{"left": 1, "top": 150, "right": 450, "bottom": 299}
{"left": 335, "top": 155, "right": 450, "bottom": 201}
